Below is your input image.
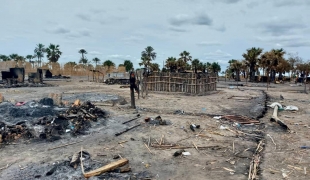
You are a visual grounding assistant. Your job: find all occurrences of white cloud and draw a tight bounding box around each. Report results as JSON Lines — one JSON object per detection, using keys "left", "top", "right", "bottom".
{"left": 88, "top": 51, "right": 102, "bottom": 55}
{"left": 197, "top": 41, "right": 222, "bottom": 46}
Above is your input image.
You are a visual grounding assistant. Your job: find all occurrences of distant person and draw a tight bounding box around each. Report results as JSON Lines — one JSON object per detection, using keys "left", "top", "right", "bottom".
{"left": 129, "top": 70, "right": 139, "bottom": 94}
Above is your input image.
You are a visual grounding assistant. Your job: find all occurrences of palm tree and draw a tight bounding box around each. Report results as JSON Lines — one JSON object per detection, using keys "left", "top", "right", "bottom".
{"left": 103, "top": 60, "right": 115, "bottom": 72}
{"left": 78, "top": 49, "right": 87, "bottom": 59}
{"left": 176, "top": 59, "right": 186, "bottom": 72}
{"left": 230, "top": 60, "right": 242, "bottom": 81}
{"left": 165, "top": 57, "right": 177, "bottom": 72}
{"left": 9, "top": 54, "right": 19, "bottom": 61}
{"left": 79, "top": 57, "right": 88, "bottom": 65}
{"left": 16, "top": 56, "right": 25, "bottom": 63}
{"left": 140, "top": 46, "right": 156, "bottom": 69}
{"left": 124, "top": 60, "right": 133, "bottom": 72}
{"left": 178, "top": 51, "right": 192, "bottom": 72}
{"left": 92, "top": 57, "right": 101, "bottom": 67}
{"left": 150, "top": 63, "right": 160, "bottom": 72}
{"left": 211, "top": 62, "right": 221, "bottom": 80}
{"left": 46, "top": 44, "right": 62, "bottom": 63}
{"left": 192, "top": 59, "right": 200, "bottom": 73}
{"left": 0, "top": 54, "right": 9, "bottom": 61}
{"left": 296, "top": 60, "right": 310, "bottom": 93}
{"left": 242, "top": 47, "right": 263, "bottom": 82}
{"left": 34, "top": 43, "right": 46, "bottom": 67}
{"left": 26, "top": 55, "right": 33, "bottom": 62}
{"left": 270, "top": 48, "right": 285, "bottom": 82}
{"left": 33, "top": 51, "right": 43, "bottom": 67}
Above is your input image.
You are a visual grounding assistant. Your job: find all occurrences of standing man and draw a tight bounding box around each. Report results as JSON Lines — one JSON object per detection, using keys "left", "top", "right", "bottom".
{"left": 129, "top": 69, "right": 139, "bottom": 94}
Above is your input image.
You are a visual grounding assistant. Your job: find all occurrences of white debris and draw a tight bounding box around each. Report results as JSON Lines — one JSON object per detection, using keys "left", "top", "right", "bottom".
{"left": 268, "top": 102, "right": 283, "bottom": 109}
{"left": 182, "top": 152, "right": 191, "bottom": 156}
{"left": 284, "top": 105, "right": 299, "bottom": 111}
{"left": 213, "top": 116, "right": 222, "bottom": 120}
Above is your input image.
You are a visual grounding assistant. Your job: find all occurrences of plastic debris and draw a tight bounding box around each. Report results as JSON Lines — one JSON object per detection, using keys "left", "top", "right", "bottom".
{"left": 182, "top": 152, "right": 191, "bottom": 156}
{"left": 213, "top": 116, "right": 222, "bottom": 120}
{"left": 284, "top": 105, "right": 299, "bottom": 111}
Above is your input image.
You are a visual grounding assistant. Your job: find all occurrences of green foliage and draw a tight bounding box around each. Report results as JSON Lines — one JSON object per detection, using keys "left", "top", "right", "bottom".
{"left": 46, "top": 44, "right": 62, "bottom": 63}
{"left": 124, "top": 60, "right": 133, "bottom": 72}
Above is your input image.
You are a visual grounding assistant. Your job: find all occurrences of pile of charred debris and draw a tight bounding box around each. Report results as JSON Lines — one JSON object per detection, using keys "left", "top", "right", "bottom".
{"left": 0, "top": 99, "right": 107, "bottom": 144}
{"left": 0, "top": 68, "right": 56, "bottom": 88}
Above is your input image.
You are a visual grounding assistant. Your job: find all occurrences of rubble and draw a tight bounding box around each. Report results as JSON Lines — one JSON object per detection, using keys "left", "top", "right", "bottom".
{"left": 0, "top": 99, "right": 107, "bottom": 144}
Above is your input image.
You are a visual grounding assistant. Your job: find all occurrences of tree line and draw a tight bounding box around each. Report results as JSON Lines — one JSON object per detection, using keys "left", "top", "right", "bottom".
{"left": 227, "top": 47, "right": 310, "bottom": 83}
{"left": 138, "top": 46, "right": 221, "bottom": 75}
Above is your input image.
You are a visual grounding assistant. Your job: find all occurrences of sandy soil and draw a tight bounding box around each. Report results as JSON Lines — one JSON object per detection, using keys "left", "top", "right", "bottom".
{"left": 0, "top": 78, "right": 309, "bottom": 180}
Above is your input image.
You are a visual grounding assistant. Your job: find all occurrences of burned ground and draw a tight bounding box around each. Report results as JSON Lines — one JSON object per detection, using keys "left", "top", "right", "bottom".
{"left": 0, "top": 79, "right": 309, "bottom": 180}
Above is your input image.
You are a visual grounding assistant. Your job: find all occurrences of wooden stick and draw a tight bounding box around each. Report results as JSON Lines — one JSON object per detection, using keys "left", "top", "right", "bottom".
{"left": 148, "top": 136, "right": 151, "bottom": 147}
{"left": 192, "top": 141, "right": 199, "bottom": 152}
{"left": 115, "top": 123, "right": 141, "bottom": 136}
{"left": 151, "top": 145, "right": 221, "bottom": 149}
{"left": 80, "top": 147, "right": 85, "bottom": 174}
{"left": 160, "top": 134, "right": 164, "bottom": 145}
{"left": 122, "top": 117, "right": 140, "bottom": 124}
{"left": 267, "top": 134, "right": 276, "bottom": 149}
{"left": 144, "top": 143, "right": 153, "bottom": 154}
{"left": 83, "top": 158, "right": 129, "bottom": 178}
{"left": 233, "top": 141, "right": 235, "bottom": 153}
{"left": 118, "top": 141, "right": 128, "bottom": 144}
{"left": 48, "top": 140, "right": 83, "bottom": 150}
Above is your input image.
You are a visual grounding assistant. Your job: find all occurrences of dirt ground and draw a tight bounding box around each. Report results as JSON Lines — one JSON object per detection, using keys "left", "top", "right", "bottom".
{"left": 0, "top": 78, "right": 309, "bottom": 180}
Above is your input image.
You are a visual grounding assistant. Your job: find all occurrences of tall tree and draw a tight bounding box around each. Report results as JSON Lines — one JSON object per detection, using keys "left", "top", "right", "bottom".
{"left": 165, "top": 57, "right": 177, "bottom": 72}
{"left": 150, "top": 63, "right": 160, "bottom": 72}
{"left": 178, "top": 51, "right": 192, "bottom": 72}
{"left": 9, "top": 53, "right": 19, "bottom": 61}
{"left": 124, "top": 60, "right": 133, "bottom": 72}
{"left": 192, "top": 59, "right": 200, "bottom": 73}
{"left": 230, "top": 60, "right": 242, "bottom": 81}
{"left": 242, "top": 47, "right": 263, "bottom": 82}
{"left": 103, "top": 60, "right": 115, "bottom": 72}
{"left": 296, "top": 60, "right": 310, "bottom": 93}
{"left": 46, "top": 44, "right": 62, "bottom": 63}
{"left": 78, "top": 49, "right": 87, "bottom": 59}
{"left": 92, "top": 57, "right": 101, "bottom": 67}
{"left": 26, "top": 55, "right": 33, "bottom": 62}
{"left": 0, "top": 54, "right": 9, "bottom": 61}
{"left": 140, "top": 46, "right": 156, "bottom": 69}
{"left": 79, "top": 57, "right": 88, "bottom": 65}
{"left": 34, "top": 43, "right": 46, "bottom": 67}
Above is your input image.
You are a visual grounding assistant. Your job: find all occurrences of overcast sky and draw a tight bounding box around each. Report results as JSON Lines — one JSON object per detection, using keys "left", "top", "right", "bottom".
{"left": 1, "top": 0, "right": 310, "bottom": 70}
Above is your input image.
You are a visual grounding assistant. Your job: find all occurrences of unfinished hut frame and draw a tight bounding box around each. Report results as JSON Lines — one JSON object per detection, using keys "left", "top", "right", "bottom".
{"left": 143, "top": 72, "right": 217, "bottom": 95}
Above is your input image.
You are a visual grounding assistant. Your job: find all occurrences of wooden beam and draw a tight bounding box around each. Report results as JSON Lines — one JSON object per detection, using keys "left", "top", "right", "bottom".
{"left": 83, "top": 158, "right": 129, "bottom": 178}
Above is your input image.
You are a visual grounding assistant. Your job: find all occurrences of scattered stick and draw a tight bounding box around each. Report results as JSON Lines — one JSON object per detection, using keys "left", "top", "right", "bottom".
{"left": 155, "top": 139, "right": 160, "bottom": 144}
{"left": 115, "top": 123, "right": 141, "bottom": 136}
{"left": 144, "top": 143, "right": 153, "bottom": 154}
{"left": 267, "top": 134, "right": 276, "bottom": 149}
{"left": 148, "top": 136, "right": 151, "bottom": 147}
{"left": 118, "top": 141, "right": 128, "bottom": 144}
{"left": 151, "top": 145, "right": 222, "bottom": 150}
{"left": 233, "top": 141, "right": 235, "bottom": 153}
{"left": 83, "top": 158, "right": 129, "bottom": 178}
{"left": 48, "top": 140, "right": 83, "bottom": 150}
{"left": 122, "top": 117, "right": 141, "bottom": 124}
{"left": 81, "top": 147, "right": 85, "bottom": 174}
{"left": 160, "top": 135, "right": 164, "bottom": 145}
{"left": 223, "top": 167, "right": 235, "bottom": 172}
{"left": 304, "top": 167, "right": 307, "bottom": 175}
{"left": 0, "top": 163, "right": 12, "bottom": 171}
{"left": 192, "top": 141, "right": 199, "bottom": 152}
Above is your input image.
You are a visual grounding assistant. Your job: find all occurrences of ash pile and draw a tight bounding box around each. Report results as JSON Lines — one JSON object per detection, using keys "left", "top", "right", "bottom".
{"left": 0, "top": 99, "right": 107, "bottom": 144}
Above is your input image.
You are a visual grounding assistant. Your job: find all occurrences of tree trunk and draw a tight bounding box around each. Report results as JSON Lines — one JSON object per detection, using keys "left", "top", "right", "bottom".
{"left": 250, "top": 65, "right": 255, "bottom": 82}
